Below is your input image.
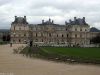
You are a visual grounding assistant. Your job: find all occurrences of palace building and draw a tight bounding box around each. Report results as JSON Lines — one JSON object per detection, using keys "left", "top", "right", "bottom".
{"left": 10, "top": 16, "right": 99, "bottom": 46}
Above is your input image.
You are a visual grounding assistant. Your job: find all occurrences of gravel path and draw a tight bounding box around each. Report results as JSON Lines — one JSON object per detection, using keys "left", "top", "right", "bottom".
{"left": 0, "top": 44, "right": 100, "bottom": 75}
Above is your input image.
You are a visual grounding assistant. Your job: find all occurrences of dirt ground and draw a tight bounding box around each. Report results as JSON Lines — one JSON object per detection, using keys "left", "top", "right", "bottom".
{"left": 0, "top": 44, "right": 100, "bottom": 75}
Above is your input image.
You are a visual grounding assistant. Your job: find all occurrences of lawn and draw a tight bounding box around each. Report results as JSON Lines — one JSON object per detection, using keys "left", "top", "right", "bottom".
{"left": 41, "top": 47, "right": 100, "bottom": 59}
{"left": 19, "top": 47, "right": 100, "bottom": 64}
{"left": 0, "top": 41, "right": 9, "bottom": 45}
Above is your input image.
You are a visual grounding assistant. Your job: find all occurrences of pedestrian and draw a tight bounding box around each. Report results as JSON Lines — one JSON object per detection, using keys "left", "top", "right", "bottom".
{"left": 10, "top": 42, "right": 12, "bottom": 47}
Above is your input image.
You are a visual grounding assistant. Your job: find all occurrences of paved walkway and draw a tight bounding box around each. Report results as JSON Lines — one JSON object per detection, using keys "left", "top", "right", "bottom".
{"left": 0, "top": 44, "right": 100, "bottom": 75}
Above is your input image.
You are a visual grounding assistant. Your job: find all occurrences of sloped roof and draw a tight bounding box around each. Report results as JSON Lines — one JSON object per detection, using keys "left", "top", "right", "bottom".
{"left": 90, "top": 27, "right": 100, "bottom": 32}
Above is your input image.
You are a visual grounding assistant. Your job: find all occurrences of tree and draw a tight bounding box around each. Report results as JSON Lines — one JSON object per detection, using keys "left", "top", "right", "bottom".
{"left": 2, "top": 35, "right": 6, "bottom": 41}
{"left": 2, "top": 34, "right": 10, "bottom": 42}
{"left": 90, "top": 35, "right": 100, "bottom": 44}
{"left": 6, "top": 34, "right": 10, "bottom": 41}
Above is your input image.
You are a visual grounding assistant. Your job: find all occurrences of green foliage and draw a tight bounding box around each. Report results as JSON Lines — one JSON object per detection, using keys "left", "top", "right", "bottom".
{"left": 90, "top": 35, "right": 100, "bottom": 44}
{"left": 0, "top": 41, "right": 9, "bottom": 45}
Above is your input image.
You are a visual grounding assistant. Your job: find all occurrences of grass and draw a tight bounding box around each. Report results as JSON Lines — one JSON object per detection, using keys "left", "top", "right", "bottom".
{"left": 0, "top": 41, "right": 9, "bottom": 45}
{"left": 19, "top": 46, "right": 100, "bottom": 64}
{"left": 41, "top": 47, "right": 100, "bottom": 59}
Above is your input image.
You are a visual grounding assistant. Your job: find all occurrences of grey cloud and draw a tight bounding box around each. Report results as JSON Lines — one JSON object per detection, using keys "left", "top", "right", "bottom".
{"left": 0, "top": 0, "right": 100, "bottom": 29}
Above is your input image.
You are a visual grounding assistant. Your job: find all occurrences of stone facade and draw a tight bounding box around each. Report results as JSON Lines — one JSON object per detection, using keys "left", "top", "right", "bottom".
{"left": 10, "top": 16, "right": 97, "bottom": 46}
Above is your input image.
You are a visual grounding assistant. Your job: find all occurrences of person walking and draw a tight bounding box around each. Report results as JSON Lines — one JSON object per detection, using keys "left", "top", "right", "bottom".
{"left": 10, "top": 42, "right": 12, "bottom": 47}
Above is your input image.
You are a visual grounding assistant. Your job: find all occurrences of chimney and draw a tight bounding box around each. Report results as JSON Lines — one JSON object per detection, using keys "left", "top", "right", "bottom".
{"left": 49, "top": 18, "right": 51, "bottom": 22}
{"left": 24, "top": 16, "right": 26, "bottom": 20}
{"left": 52, "top": 20, "right": 54, "bottom": 24}
{"left": 14, "top": 16, "right": 17, "bottom": 22}
{"left": 83, "top": 17, "right": 85, "bottom": 21}
{"left": 65, "top": 21, "right": 68, "bottom": 25}
{"left": 15, "top": 16, "right": 17, "bottom": 20}
{"left": 69, "top": 19, "right": 72, "bottom": 23}
{"left": 42, "top": 20, "right": 44, "bottom": 24}
{"left": 83, "top": 17, "right": 86, "bottom": 24}
{"left": 74, "top": 17, "right": 77, "bottom": 21}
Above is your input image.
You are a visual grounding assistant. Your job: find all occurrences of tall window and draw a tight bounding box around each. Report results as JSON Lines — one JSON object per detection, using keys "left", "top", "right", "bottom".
{"left": 62, "top": 34, "right": 64, "bottom": 37}
{"left": 75, "top": 34, "right": 77, "bottom": 38}
{"left": 19, "top": 39, "right": 21, "bottom": 42}
{"left": 42, "top": 39, "right": 43, "bottom": 42}
{"left": 80, "top": 29, "right": 82, "bottom": 31}
{"left": 24, "top": 34, "right": 26, "bottom": 37}
{"left": 49, "top": 33, "right": 51, "bottom": 37}
{"left": 57, "top": 34, "right": 58, "bottom": 37}
{"left": 36, "top": 33, "right": 37, "bottom": 37}
{"left": 67, "top": 34, "right": 69, "bottom": 38}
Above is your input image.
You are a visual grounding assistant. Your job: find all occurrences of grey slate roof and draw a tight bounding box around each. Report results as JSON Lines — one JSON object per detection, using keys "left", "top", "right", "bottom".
{"left": 90, "top": 27, "right": 100, "bottom": 32}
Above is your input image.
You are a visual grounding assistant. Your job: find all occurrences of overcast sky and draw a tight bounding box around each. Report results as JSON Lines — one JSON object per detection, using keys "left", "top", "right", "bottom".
{"left": 0, "top": 0, "right": 100, "bottom": 29}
